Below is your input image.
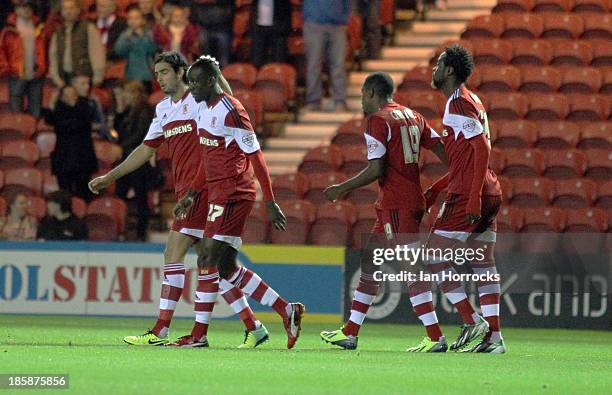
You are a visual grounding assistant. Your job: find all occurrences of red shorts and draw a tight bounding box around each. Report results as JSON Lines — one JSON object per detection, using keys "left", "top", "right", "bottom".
{"left": 371, "top": 208, "right": 423, "bottom": 245}
{"left": 204, "top": 200, "right": 254, "bottom": 250}
{"left": 432, "top": 193, "right": 502, "bottom": 243}
{"left": 171, "top": 190, "right": 208, "bottom": 240}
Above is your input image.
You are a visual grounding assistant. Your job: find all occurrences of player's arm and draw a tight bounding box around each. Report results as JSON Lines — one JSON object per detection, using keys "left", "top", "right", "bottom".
{"left": 247, "top": 149, "right": 286, "bottom": 231}
{"left": 89, "top": 143, "right": 156, "bottom": 194}
{"left": 324, "top": 159, "right": 384, "bottom": 202}
{"left": 466, "top": 134, "right": 489, "bottom": 223}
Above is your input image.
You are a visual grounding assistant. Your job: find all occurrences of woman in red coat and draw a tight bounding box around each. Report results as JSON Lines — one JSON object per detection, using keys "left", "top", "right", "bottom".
{"left": 152, "top": 5, "right": 199, "bottom": 62}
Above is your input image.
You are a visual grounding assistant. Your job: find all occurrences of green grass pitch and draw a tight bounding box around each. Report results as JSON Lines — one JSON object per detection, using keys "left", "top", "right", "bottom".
{"left": 1, "top": 315, "right": 611, "bottom": 394}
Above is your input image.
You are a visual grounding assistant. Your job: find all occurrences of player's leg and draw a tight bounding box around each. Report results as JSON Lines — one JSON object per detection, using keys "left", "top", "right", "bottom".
{"left": 405, "top": 279, "right": 447, "bottom": 352}
{"left": 124, "top": 230, "right": 193, "bottom": 345}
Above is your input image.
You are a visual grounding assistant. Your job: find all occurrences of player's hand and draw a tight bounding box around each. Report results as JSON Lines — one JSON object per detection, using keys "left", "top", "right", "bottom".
{"left": 323, "top": 184, "right": 345, "bottom": 202}
{"left": 266, "top": 200, "right": 287, "bottom": 231}
{"left": 423, "top": 187, "right": 439, "bottom": 213}
{"left": 466, "top": 197, "right": 481, "bottom": 224}
{"left": 88, "top": 175, "right": 112, "bottom": 195}
{"left": 174, "top": 194, "right": 195, "bottom": 220}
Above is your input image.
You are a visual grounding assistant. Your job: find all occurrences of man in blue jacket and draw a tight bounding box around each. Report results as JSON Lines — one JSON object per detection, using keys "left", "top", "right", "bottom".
{"left": 303, "top": 0, "right": 350, "bottom": 112}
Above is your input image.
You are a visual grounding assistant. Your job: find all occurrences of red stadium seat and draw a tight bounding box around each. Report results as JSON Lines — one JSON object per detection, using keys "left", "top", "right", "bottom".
{"left": 526, "top": 94, "right": 569, "bottom": 120}
{"left": 578, "top": 122, "right": 610, "bottom": 149}
{"left": 3, "top": 168, "right": 43, "bottom": 196}
{"left": 0, "top": 140, "right": 40, "bottom": 169}
{"left": 398, "top": 66, "right": 433, "bottom": 92}
{"left": 584, "top": 149, "right": 612, "bottom": 180}
{"left": 502, "top": 13, "right": 544, "bottom": 39}
{"left": 497, "top": 176, "right": 513, "bottom": 202}
{"left": 234, "top": 90, "right": 264, "bottom": 129}
{"left": 0, "top": 169, "right": 4, "bottom": 190}
{"left": 567, "top": 94, "right": 610, "bottom": 122}
{"left": 493, "top": 0, "right": 535, "bottom": 13}
{"left": 472, "top": 39, "right": 513, "bottom": 65}
{"left": 521, "top": 206, "right": 565, "bottom": 232}
{"left": 486, "top": 92, "right": 529, "bottom": 120}
{"left": 541, "top": 13, "right": 584, "bottom": 39}
{"left": 272, "top": 173, "right": 309, "bottom": 201}
{"left": 346, "top": 14, "right": 363, "bottom": 61}
{"left": 560, "top": 67, "right": 602, "bottom": 94}
{"left": 35, "top": 132, "right": 56, "bottom": 158}
{"left": 310, "top": 201, "right": 357, "bottom": 246}
{"left": 85, "top": 214, "right": 118, "bottom": 241}
{"left": 553, "top": 178, "right": 597, "bottom": 208}
{"left": 532, "top": 0, "right": 572, "bottom": 12}
{"left": 544, "top": 149, "right": 587, "bottom": 178}
{"left": 25, "top": 195, "right": 46, "bottom": 220}
{"left": 600, "top": 66, "right": 612, "bottom": 93}
{"left": 71, "top": 196, "right": 87, "bottom": 218}
{"left": 551, "top": 40, "right": 593, "bottom": 66}
{"left": 340, "top": 145, "right": 368, "bottom": 175}
{"left": 580, "top": 14, "right": 612, "bottom": 40}
{"left": 0, "top": 81, "right": 8, "bottom": 107}
{"left": 535, "top": 121, "right": 579, "bottom": 149}
{"left": 332, "top": 118, "right": 366, "bottom": 146}
{"left": 105, "top": 60, "right": 126, "bottom": 80}
{"left": 511, "top": 177, "right": 554, "bottom": 206}
{"left": 94, "top": 141, "right": 122, "bottom": 168}
{"left": 502, "top": 148, "right": 545, "bottom": 177}
{"left": 511, "top": 40, "right": 554, "bottom": 66}
{"left": 519, "top": 66, "right": 561, "bottom": 95}
{"left": 223, "top": 63, "right": 258, "bottom": 91}
{"left": 269, "top": 199, "right": 316, "bottom": 244}
{"left": 91, "top": 87, "right": 112, "bottom": 111}
{"left": 0, "top": 112, "right": 36, "bottom": 140}
{"left": 572, "top": 0, "right": 610, "bottom": 13}
{"left": 595, "top": 180, "right": 612, "bottom": 208}
{"left": 477, "top": 65, "right": 521, "bottom": 92}
{"left": 461, "top": 14, "right": 505, "bottom": 39}
{"left": 404, "top": 91, "right": 445, "bottom": 119}
{"left": 591, "top": 42, "right": 612, "bottom": 67}
{"left": 254, "top": 63, "right": 296, "bottom": 112}
{"left": 42, "top": 173, "right": 59, "bottom": 196}
{"left": 564, "top": 207, "right": 607, "bottom": 232}
{"left": 299, "top": 145, "right": 343, "bottom": 174}
{"left": 497, "top": 206, "right": 524, "bottom": 232}
{"left": 419, "top": 149, "right": 446, "bottom": 177}
{"left": 36, "top": 118, "right": 53, "bottom": 133}
{"left": 495, "top": 120, "right": 537, "bottom": 148}
{"left": 345, "top": 182, "right": 378, "bottom": 205}
{"left": 489, "top": 147, "right": 507, "bottom": 174}
{"left": 351, "top": 204, "right": 377, "bottom": 248}
{"left": 147, "top": 90, "right": 166, "bottom": 107}
{"left": 87, "top": 197, "right": 128, "bottom": 233}
{"left": 304, "top": 172, "right": 347, "bottom": 205}
{"left": 243, "top": 201, "right": 268, "bottom": 244}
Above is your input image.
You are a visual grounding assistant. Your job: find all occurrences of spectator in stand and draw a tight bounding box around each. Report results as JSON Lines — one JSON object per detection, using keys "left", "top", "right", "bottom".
{"left": 354, "top": 0, "right": 381, "bottom": 59}
{"left": 0, "top": 192, "right": 37, "bottom": 240}
{"left": 303, "top": 0, "right": 350, "bottom": 112}
{"left": 93, "top": 0, "right": 127, "bottom": 59}
{"left": 71, "top": 74, "right": 110, "bottom": 139}
{"left": 153, "top": 5, "right": 199, "bottom": 62}
{"left": 251, "top": 0, "right": 291, "bottom": 68}
{"left": 114, "top": 4, "right": 158, "bottom": 92}
{"left": 190, "top": 0, "right": 233, "bottom": 67}
{"left": 114, "top": 81, "right": 154, "bottom": 241}
{"left": 138, "top": 0, "right": 161, "bottom": 29}
{"left": 44, "top": 85, "right": 98, "bottom": 201}
{"left": 48, "top": 0, "right": 105, "bottom": 88}
{"left": 0, "top": 0, "right": 47, "bottom": 118}
{"left": 37, "top": 190, "right": 88, "bottom": 240}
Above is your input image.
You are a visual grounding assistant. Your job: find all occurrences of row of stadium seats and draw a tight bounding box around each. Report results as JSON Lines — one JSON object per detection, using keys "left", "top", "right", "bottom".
{"left": 462, "top": 13, "right": 610, "bottom": 40}
{"left": 494, "top": 0, "right": 612, "bottom": 13}
{"left": 243, "top": 199, "right": 612, "bottom": 247}
{"left": 0, "top": 194, "right": 126, "bottom": 241}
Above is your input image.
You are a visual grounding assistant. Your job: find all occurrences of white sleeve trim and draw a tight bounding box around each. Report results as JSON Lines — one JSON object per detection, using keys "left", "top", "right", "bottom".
{"left": 430, "top": 128, "right": 441, "bottom": 139}
{"left": 226, "top": 126, "right": 261, "bottom": 154}
{"left": 442, "top": 112, "right": 483, "bottom": 140}
{"left": 364, "top": 133, "right": 386, "bottom": 160}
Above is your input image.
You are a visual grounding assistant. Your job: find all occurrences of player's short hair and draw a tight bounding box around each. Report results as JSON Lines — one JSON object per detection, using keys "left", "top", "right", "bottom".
{"left": 126, "top": 3, "right": 142, "bottom": 13}
{"left": 364, "top": 72, "right": 394, "bottom": 98}
{"left": 188, "top": 55, "right": 221, "bottom": 79}
{"left": 47, "top": 190, "right": 73, "bottom": 214}
{"left": 443, "top": 44, "right": 474, "bottom": 84}
{"left": 154, "top": 51, "right": 189, "bottom": 83}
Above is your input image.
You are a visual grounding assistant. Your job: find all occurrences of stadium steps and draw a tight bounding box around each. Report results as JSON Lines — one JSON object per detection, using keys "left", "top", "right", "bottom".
{"left": 262, "top": 0, "right": 497, "bottom": 177}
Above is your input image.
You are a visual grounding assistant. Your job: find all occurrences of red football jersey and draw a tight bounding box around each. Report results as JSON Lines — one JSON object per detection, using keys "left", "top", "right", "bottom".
{"left": 364, "top": 102, "right": 440, "bottom": 210}
{"left": 195, "top": 93, "right": 259, "bottom": 203}
{"left": 143, "top": 91, "right": 206, "bottom": 200}
{"left": 441, "top": 86, "right": 501, "bottom": 197}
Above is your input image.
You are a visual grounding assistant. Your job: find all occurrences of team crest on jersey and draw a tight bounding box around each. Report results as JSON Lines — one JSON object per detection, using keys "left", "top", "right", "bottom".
{"left": 463, "top": 119, "right": 477, "bottom": 133}
{"left": 182, "top": 104, "right": 189, "bottom": 114}
{"left": 367, "top": 139, "right": 379, "bottom": 153}
{"left": 242, "top": 134, "right": 255, "bottom": 147}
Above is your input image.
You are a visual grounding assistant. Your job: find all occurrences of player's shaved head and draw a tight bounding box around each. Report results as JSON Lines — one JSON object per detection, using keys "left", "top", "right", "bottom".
{"left": 441, "top": 45, "right": 474, "bottom": 84}
{"left": 364, "top": 72, "right": 394, "bottom": 98}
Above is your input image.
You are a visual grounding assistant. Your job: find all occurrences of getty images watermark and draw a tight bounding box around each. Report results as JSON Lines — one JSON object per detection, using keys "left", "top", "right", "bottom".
{"left": 371, "top": 244, "right": 500, "bottom": 283}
